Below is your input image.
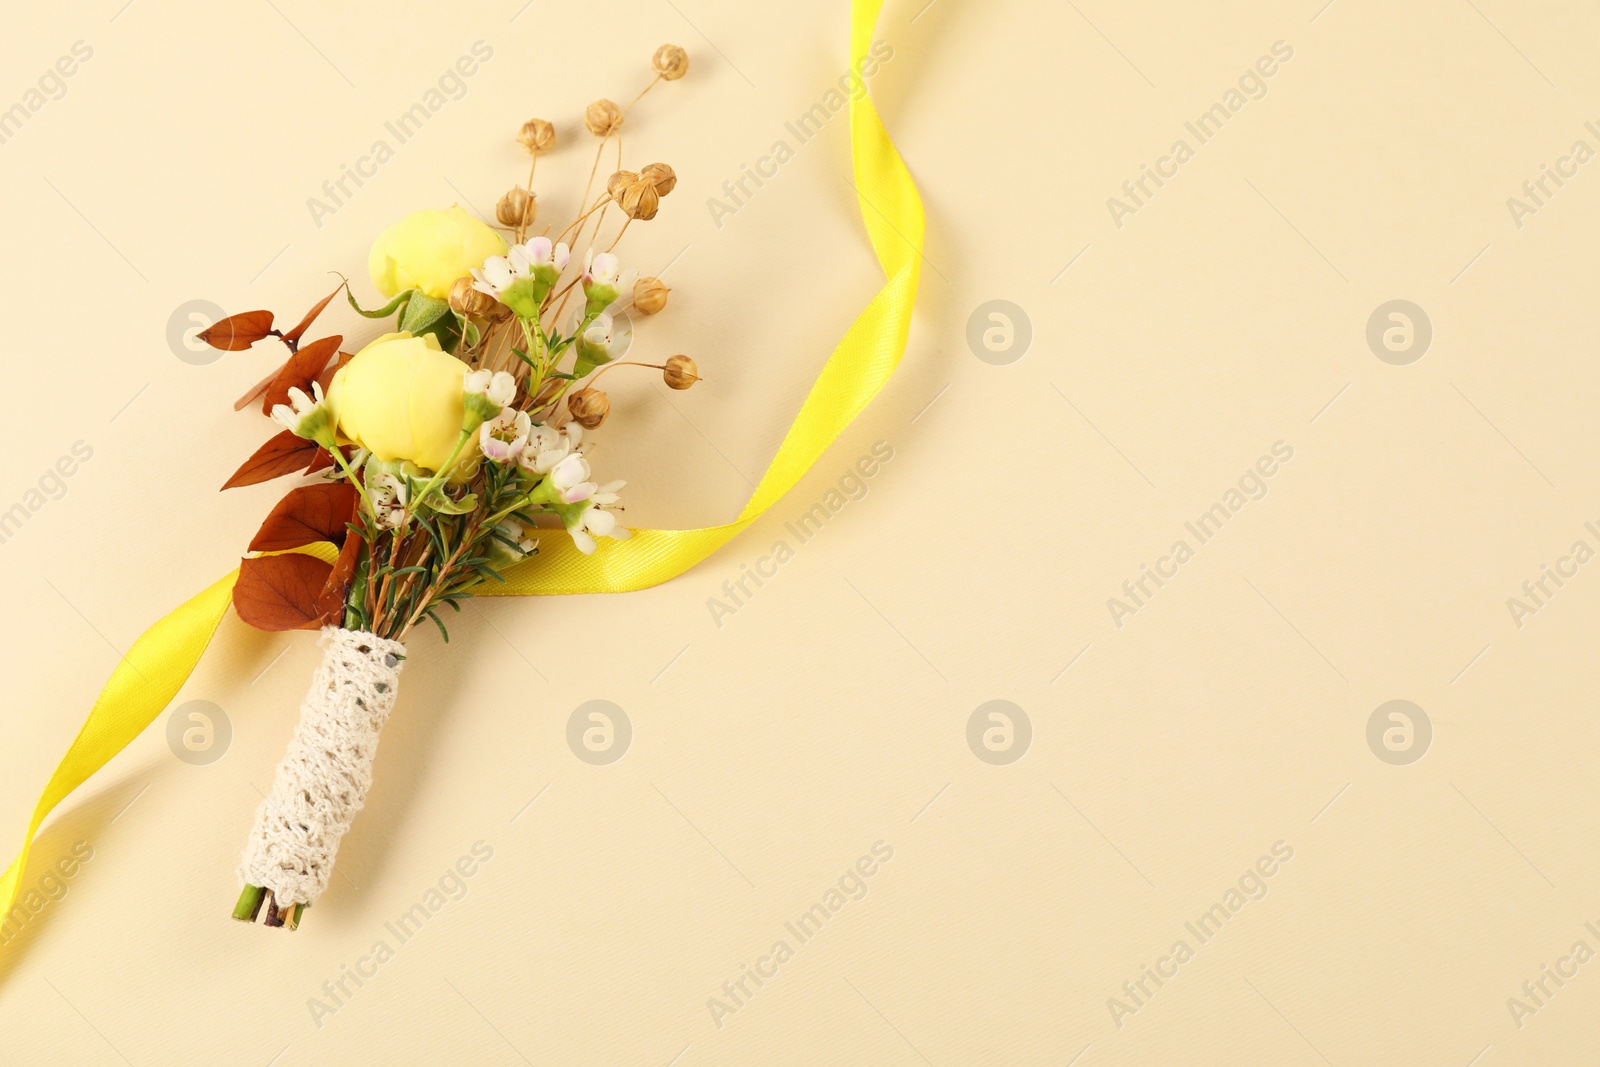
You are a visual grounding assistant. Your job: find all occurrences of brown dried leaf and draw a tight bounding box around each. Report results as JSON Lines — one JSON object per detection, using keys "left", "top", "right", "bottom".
{"left": 319, "top": 530, "right": 365, "bottom": 619}
{"left": 306, "top": 444, "right": 339, "bottom": 474}
{"left": 198, "top": 310, "right": 275, "bottom": 352}
{"left": 315, "top": 351, "right": 354, "bottom": 395}
{"left": 248, "top": 482, "right": 358, "bottom": 552}
{"left": 221, "top": 430, "right": 319, "bottom": 491}
{"left": 260, "top": 335, "right": 342, "bottom": 415}
{"left": 282, "top": 282, "right": 346, "bottom": 345}
{"left": 233, "top": 553, "right": 334, "bottom": 631}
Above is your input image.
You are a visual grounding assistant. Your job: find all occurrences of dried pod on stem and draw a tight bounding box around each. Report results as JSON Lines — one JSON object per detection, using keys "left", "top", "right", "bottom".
{"left": 618, "top": 181, "right": 660, "bottom": 221}
{"left": 495, "top": 186, "right": 537, "bottom": 228}
{"left": 607, "top": 170, "right": 639, "bottom": 201}
{"left": 640, "top": 162, "right": 677, "bottom": 196}
{"left": 517, "top": 118, "right": 555, "bottom": 154}
{"left": 585, "top": 99, "right": 624, "bottom": 138}
{"left": 568, "top": 387, "right": 611, "bottom": 428}
{"left": 663, "top": 355, "right": 700, "bottom": 390}
{"left": 652, "top": 44, "right": 689, "bottom": 81}
{"left": 449, "top": 276, "right": 496, "bottom": 318}
{"left": 633, "top": 277, "right": 670, "bottom": 315}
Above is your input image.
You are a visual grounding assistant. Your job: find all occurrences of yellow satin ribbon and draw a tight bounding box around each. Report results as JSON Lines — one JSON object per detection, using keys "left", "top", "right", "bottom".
{"left": 0, "top": 0, "right": 920, "bottom": 932}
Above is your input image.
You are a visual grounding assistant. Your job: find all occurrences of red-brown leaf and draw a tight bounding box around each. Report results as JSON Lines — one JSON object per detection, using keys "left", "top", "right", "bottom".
{"left": 233, "top": 553, "right": 334, "bottom": 631}
{"left": 198, "top": 310, "right": 275, "bottom": 352}
{"left": 306, "top": 445, "right": 338, "bottom": 474}
{"left": 249, "top": 482, "right": 358, "bottom": 552}
{"left": 282, "top": 282, "right": 346, "bottom": 345}
{"left": 261, "top": 335, "right": 342, "bottom": 415}
{"left": 221, "top": 430, "right": 319, "bottom": 490}
{"left": 315, "top": 351, "right": 354, "bottom": 395}
{"left": 319, "top": 530, "right": 365, "bottom": 619}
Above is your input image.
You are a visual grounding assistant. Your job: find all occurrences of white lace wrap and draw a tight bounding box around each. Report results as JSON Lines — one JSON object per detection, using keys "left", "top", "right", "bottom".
{"left": 239, "top": 627, "right": 405, "bottom": 907}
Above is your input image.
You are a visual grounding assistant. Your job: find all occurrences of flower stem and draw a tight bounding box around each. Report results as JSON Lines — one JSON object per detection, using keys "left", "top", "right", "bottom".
{"left": 232, "top": 883, "right": 266, "bottom": 922}
{"left": 411, "top": 429, "right": 473, "bottom": 510}
{"left": 232, "top": 884, "right": 305, "bottom": 929}
{"left": 328, "top": 446, "right": 378, "bottom": 517}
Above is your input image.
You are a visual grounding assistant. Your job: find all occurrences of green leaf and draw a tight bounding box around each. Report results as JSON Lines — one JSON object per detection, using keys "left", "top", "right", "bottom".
{"left": 424, "top": 491, "right": 478, "bottom": 516}
{"left": 398, "top": 291, "right": 450, "bottom": 335}
{"left": 470, "top": 563, "right": 507, "bottom": 584}
{"left": 416, "top": 309, "right": 466, "bottom": 353}
{"left": 424, "top": 609, "right": 450, "bottom": 642}
{"left": 346, "top": 284, "right": 410, "bottom": 320}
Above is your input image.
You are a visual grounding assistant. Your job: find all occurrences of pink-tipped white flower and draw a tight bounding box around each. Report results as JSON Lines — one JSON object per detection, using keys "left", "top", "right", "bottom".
{"left": 478, "top": 408, "right": 532, "bottom": 463}
{"left": 583, "top": 250, "right": 623, "bottom": 287}
{"left": 463, "top": 368, "right": 517, "bottom": 430}
{"left": 465, "top": 368, "right": 517, "bottom": 408}
{"left": 550, "top": 454, "right": 596, "bottom": 503}
{"left": 581, "top": 248, "right": 637, "bottom": 317}
{"left": 471, "top": 237, "right": 569, "bottom": 318}
{"left": 519, "top": 422, "right": 583, "bottom": 476}
{"left": 566, "top": 482, "right": 629, "bottom": 554}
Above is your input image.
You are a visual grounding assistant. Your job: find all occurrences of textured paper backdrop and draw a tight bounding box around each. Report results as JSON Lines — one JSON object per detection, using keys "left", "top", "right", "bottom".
{"left": 2, "top": 0, "right": 1598, "bottom": 1063}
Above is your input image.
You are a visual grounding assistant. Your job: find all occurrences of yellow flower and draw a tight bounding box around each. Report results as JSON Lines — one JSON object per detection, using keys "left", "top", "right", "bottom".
{"left": 327, "top": 332, "right": 468, "bottom": 472}
{"left": 368, "top": 206, "right": 507, "bottom": 300}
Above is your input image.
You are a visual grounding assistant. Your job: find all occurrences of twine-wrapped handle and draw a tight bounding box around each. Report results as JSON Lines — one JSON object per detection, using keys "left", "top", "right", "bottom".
{"left": 237, "top": 627, "right": 405, "bottom": 916}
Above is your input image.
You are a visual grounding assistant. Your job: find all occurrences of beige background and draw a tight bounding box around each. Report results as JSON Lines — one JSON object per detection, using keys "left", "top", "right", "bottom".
{"left": 1, "top": 0, "right": 1597, "bottom": 1062}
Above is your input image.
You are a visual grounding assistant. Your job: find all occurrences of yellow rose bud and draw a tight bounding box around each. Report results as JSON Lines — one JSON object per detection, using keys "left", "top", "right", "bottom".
{"left": 326, "top": 332, "right": 470, "bottom": 472}
{"left": 368, "top": 206, "right": 508, "bottom": 301}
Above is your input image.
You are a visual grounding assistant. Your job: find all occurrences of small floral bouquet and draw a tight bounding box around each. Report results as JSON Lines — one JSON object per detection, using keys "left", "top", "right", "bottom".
{"left": 208, "top": 45, "right": 698, "bottom": 929}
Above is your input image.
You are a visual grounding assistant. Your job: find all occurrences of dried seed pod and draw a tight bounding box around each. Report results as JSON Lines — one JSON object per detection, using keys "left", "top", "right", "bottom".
{"left": 652, "top": 44, "right": 689, "bottom": 81}
{"left": 633, "top": 277, "right": 670, "bottom": 315}
{"left": 568, "top": 387, "right": 611, "bottom": 428}
{"left": 517, "top": 118, "right": 555, "bottom": 154}
{"left": 449, "top": 276, "right": 496, "bottom": 317}
{"left": 663, "top": 354, "right": 699, "bottom": 390}
{"left": 639, "top": 162, "right": 677, "bottom": 196}
{"left": 619, "top": 181, "right": 661, "bottom": 221}
{"left": 585, "top": 99, "right": 624, "bottom": 138}
{"left": 606, "top": 170, "right": 639, "bottom": 201}
{"left": 495, "top": 186, "right": 537, "bottom": 228}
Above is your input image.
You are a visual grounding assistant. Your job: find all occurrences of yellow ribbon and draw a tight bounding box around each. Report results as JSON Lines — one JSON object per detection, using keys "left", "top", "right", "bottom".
{"left": 0, "top": 0, "right": 920, "bottom": 933}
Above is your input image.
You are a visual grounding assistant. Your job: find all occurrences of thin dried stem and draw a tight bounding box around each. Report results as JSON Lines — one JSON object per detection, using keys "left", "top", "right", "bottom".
{"left": 552, "top": 191, "right": 614, "bottom": 249}
{"left": 605, "top": 217, "right": 632, "bottom": 253}
{"left": 620, "top": 74, "right": 663, "bottom": 118}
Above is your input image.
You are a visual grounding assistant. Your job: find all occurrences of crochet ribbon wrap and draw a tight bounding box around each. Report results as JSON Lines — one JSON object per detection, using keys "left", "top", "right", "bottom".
{"left": 238, "top": 628, "right": 405, "bottom": 907}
